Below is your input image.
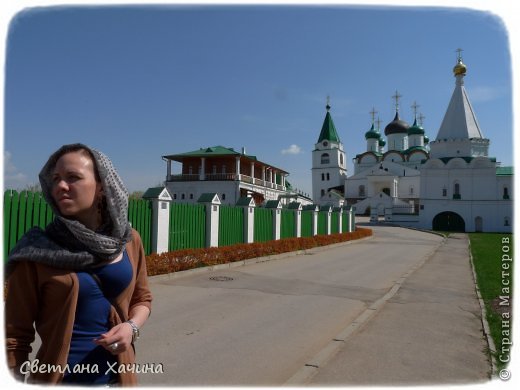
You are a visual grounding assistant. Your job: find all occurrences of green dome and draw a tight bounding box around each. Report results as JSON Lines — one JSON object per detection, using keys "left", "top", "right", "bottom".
{"left": 365, "top": 123, "right": 381, "bottom": 140}
{"left": 408, "top": 118, "right": 425, "bottom": 135}
{"left": 378, "top": 138, "right": 386, "bottom": 147}
{"left": 424, "top": 134, "right": 430, "bottom": 144}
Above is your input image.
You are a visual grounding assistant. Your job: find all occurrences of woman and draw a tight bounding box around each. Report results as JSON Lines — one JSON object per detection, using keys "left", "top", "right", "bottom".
{"left": 5, "top": 143, "right": 153, "bottom": 385}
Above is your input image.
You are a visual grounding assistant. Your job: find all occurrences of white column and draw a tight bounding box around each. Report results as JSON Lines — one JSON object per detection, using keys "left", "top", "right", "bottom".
{"left": 262, "top": 166, "right": 266, "bottom": 186}
{"left": 337, "top": 208, "right": 343, "bottom": 233}
{"left": 198, "top": 194, "right": 221, "bottom": 248}
{"left": 312, "top": 207, "right": 318, "bottom": 236}
{"left": 326, "top": 210, "right": 331, "bottom": 235}
{"left": 200, "top": 157, "right": 206, "bottom": 180}
{"left": 273, "top": 207, "right": 281, "bottom": 240}
{"left": 251, "top": 162, "right": 255, "bottom": 178}
{"left": 235, "top": 157, "right": 241, "bottom": 180}
{"left": 295, "top": 210, "right": 301, "bottom": 238}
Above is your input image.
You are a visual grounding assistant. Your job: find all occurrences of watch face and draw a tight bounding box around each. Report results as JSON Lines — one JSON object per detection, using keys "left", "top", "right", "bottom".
{"left": 323, "top": 141, "right": 328, "bottom": 147}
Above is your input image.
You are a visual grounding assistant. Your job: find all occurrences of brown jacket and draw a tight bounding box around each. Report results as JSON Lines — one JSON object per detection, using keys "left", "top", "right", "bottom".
{"left": 5, "top": 229, "right": 153, "bottom": 385}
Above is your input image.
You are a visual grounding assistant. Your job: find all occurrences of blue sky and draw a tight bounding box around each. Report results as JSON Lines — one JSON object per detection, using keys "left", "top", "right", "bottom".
{"left": 2, "top": 2, "right": 514, "bottom": 195}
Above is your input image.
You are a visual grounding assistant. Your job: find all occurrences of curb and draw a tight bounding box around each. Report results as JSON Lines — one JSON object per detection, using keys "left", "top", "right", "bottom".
{"left": 284, "top": 235, "right": 446, "bottom": 386}
{"left": 467, "top": 239, "right": 497, "bottom": 376}
{"left": 149, "top": 234, "right": 375, "bottom": 283}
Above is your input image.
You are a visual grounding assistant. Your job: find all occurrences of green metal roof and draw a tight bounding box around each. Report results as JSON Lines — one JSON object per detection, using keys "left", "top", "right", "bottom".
{"left": 317, "top": 108, "right": 341, "bottom": 143}
{"left": 497, "top": 166, "right": 513, "bottom": 176}
{"left": 142, "top": 187, "right": 166, "bottom": 199}
{"left": 163, "top": 145, "right": 288, "bottom": 174}
{"left": 407, "top": 118, "right": 425, "bottom": 135}
{"left": 364, "top": 123, "right": 381, "bottom": 140}
{"left": 165, "top": 145, "right": 256, "bottom": 159}
{"left": 404, "top": 146, "right": 429, "bottom": 155}
{"left": 197, "top": 193, "right": 219, "bottom": 203}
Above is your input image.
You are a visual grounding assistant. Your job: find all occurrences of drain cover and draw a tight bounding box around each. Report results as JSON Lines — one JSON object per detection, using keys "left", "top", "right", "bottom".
{"left": 209, "top": 276, "right": 234, "bottom": 282}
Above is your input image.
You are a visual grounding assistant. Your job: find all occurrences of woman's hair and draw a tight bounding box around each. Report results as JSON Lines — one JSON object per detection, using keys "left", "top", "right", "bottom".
{"left": 46, "top": 143, "right": 101, "bottom": 183}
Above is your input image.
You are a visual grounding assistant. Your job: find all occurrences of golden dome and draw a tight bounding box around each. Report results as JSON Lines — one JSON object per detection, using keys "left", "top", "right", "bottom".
{"left": 453, "top": 59, "right": 467, "bottom": 76}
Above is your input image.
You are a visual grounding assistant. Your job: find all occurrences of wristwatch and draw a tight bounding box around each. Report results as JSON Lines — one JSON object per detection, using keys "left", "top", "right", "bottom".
{"left": 126, "top": 319, "right": 140, "bottom": 343}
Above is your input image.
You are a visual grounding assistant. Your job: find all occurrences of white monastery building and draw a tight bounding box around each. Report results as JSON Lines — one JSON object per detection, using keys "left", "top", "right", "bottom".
{"left": 311, "top": 52, "right": 513, "bottom": 232}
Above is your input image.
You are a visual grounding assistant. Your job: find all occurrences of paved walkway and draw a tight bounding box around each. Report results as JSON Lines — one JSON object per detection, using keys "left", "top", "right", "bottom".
{"left": 301, "top": 232, "right": 491, "bottom": 385}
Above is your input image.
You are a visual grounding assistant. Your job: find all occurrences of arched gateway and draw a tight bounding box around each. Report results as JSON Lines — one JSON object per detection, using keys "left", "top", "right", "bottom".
{"left": 432, "top": 211, "right": 466, "bottom": 232}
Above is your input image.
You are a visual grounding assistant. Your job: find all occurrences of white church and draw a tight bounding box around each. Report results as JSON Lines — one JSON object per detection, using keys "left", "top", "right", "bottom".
{"left": 312, "top": 53, "right": 513, "bottom": 233}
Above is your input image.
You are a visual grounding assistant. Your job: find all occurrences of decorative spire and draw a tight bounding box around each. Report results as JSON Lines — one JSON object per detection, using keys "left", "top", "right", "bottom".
{"left": 326, "top": 95, "right": 331, "bottom": 111}
{"left": 369, "top": 107, "right": 378, "bottom": 124}
{"left": 376, "top": 117, "right": 382, "bottom": 131}
{"left": 392, "top": 90, "right": 402, "bottom": 112}
{"left": 453, "top": 48, "right": 467, "bottom": 77}
{"left": 418, "top": 113, "right": 426, "bottom": 126}
{"left": 411, "top": 101, "right": 420, "bottom": 126}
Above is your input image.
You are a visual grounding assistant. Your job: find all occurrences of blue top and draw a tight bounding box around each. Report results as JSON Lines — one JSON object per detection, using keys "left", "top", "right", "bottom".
{"left": 62, "top": 251, "right": 132, "bottom": 385}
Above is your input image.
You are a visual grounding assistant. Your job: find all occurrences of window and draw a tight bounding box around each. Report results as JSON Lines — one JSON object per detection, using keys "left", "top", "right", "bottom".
{"left": 321, "top": 189, "right": 325, "bottom": 197}
{"left": 222, "top": 165, "right": 227, "bottom": 174}
{"left": 181, "top": 194, "right": 185, "bottom": 200}
{"left": 189, "top": 194, "right": 194, "bottom": 200}
{"left": 453, "top": 182, "right": 461, "bottom": 199}
{"left": 212, "top": 165, "right": 217, "bottom": 174}
{"left": 503, "top": 187, "right": 510, "bottom": 199}
{"left": 409, "top": 186, "right": 414, "bottom": 195}
{"left": 442, "top": 188, "right": 447, "bottom": 197}
{"left": 188, "top": 166, "right": 193, "bottom": 175}
{"left": 359, "top": 185, "right": 365, "bottom": 197}
{"left": 505, "top": 217, "right": 510, "bottom": 227}
{"left": 326, "top": 173, "right": 330, "bottom": 181}
{"left": 173, "top": 194, "right": 177, "bottom": 200}
{"left": 222, "top": 193, "right": 226, "bottom": 200}
{"left": 321, "top": 153, "right": 330, "bottom": 164}
{"left": 322, "top": 173, "right": 325, "bottom": 181}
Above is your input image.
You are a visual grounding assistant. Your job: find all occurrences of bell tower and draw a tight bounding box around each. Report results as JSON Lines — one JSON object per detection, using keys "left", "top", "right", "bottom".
{"left": 311, "top": 99, "right": 347, "bottom": 204}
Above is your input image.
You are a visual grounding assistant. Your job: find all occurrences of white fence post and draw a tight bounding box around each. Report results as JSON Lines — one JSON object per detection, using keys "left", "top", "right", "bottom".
{"left": 237, "top": 196, "right": 255, "bottom": 244}
{"left": 197, "top": 193, "right": 221, "bottom": 247}
{"left": 143, "top": 187, "right": 172, "bottom": 254}
{"left": 288, "top": 202, "right": 302, "bottom": 238}
{"left": 265, "top": 200, "right": 282, "bottom": 240}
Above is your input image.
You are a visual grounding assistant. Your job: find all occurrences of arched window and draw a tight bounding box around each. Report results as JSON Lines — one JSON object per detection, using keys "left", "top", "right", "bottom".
{"left": 454, "top": 183, "right": 460, "bottom": 194}
{"left": 222, "top": 193, "right": 226, "bottom": 200}
{"left": 321, "top": 153, "right": 330, "bottom": 164}
{"left": 326, "top": 173, "right": 330, "bottom": 181}
{"left": 321, "top": 173, "right": 325, "bottom": 181}
{"left": 359, "top": 185, "right": 365, "bottom": 197}
{"left": 340, "top": 154, "right": 344, "bottom": 165}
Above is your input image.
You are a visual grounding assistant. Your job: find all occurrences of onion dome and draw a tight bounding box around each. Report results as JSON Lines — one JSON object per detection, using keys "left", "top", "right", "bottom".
{"left": 384, "top": 111, "right": 410, "bottom": 136}
{"left": 378, "top": 138, "right": 386, "bottom": 147}
{"left": 424, "top": 134, "right": 430, "bottom": 144}
{"left": 364, "top": 123, "right": 381, "bottom": 140}
{"left": 453, "top": 58, "right": 467, "bottom": 76}
{"left": 408, "top": 117, "right": 425, "bottom": 135}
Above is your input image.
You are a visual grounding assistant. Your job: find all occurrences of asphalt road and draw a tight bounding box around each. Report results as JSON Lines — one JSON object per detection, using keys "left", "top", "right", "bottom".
{"left": 136, "top": 225, "right": 444, "bottom": 386}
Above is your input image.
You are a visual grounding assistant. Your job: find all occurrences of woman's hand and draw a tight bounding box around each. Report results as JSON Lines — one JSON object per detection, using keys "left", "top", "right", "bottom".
{"left": 93, "top": 322, "right": 134, "bottom": 355}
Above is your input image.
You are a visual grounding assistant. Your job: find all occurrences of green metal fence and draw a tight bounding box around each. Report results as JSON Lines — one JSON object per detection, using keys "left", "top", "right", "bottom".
{"left": 318, "top": 211, "right": 328, "bottom": 235}
{"left": 330, "top": 212, "right": 339, "bottom": 234}
{"left": 128, "top": 198, "right": 153, "bottom": 255}
{"left": 300, "top": 210, "right": 313, "bottom": 237}
{"left": 3, "top": 190, "right": 54, "bottom": 262}
{"left": 3, "top": 190, "right": 155, "bottom": 260}
{"left": 254, "top": 208, "right": 273, "bottom": 242}
{"left": 169, "top": 203, "right": 206, "bottom": 251}
{"left": 219, "top": 205, "right": 244, "bottom": 247}
{"left": 280, "top": 209, "right": 296, "bottom": 239}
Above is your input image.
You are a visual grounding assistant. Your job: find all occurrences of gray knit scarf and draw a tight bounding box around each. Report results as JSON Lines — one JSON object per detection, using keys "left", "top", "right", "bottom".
{"left": 6, "top": 144, "right": 132, "bottom": 275}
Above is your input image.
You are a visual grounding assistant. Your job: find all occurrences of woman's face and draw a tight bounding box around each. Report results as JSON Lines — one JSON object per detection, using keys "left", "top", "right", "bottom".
{"left": 51, "top": 150, "right": 103, "bottom": 229}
